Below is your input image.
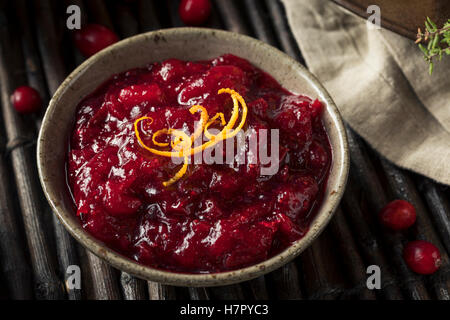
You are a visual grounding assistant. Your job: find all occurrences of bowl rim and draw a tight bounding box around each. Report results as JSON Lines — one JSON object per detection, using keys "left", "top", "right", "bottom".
{"left": 37, "top": 27, "right": 349, "bottom": 287}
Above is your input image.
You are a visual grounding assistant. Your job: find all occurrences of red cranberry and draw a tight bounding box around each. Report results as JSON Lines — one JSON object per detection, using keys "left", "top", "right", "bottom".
{"left": 273, "top": 176, "right": 318, "bottom": 221}
{"left": 11, "top": 86, "right": 42, "bottom": 114}
{"left": 248, "top": 98, "right": 269, "bottom": 120}
{"left": 310, "top": 99, "right": 323, "bottom": 118}
{"left": 308, "top": 140, "right": 328, "bottom": 170}
{"left": 179, "top": 0, "right": 211, "bottom": 26}
{"left": 74, "top": 24, "right": 119, "bottom": 58}
{"left": 379, "top": 200, "right": 416, "bottom": 231}
{"left": 118, "top": 83, "right": 164, "bottom": 107}
{"left": 272, "top": 96, "right": 313, "bottom": 151}
{"left": 403, "top": 240, "right": 441, "bottom": 275}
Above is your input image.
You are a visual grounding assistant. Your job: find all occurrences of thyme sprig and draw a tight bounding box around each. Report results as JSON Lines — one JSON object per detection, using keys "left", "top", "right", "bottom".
{"left": 416, "top": 17, "right": 450, "bottom": 74}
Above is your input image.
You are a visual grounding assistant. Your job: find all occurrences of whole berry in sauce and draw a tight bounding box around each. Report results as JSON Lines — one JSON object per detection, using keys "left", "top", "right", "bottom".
{"left": 379, "top": 199, "right": 416, "bottom": 231}
{"left": 403, "top": 240, "right": 441, "bottom": 275}
{"left": 11, "top": 86, "right": 42, "bottom": 114}
{"left": 179, "top": 0, "right": 212, "bottom": 26}
{"left": 74, "top": 24, "right": 119, "bottom": 58}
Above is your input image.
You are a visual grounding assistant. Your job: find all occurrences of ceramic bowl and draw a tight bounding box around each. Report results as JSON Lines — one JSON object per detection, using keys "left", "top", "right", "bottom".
{"left": 37, "top": 28, "right": 349, "bottom": 287}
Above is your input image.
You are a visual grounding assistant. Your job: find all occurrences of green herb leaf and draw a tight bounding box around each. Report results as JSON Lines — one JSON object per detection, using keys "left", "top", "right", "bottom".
{"left": 418, "top": 43, "right": 428, "bottom": 55}
{"left": 417, "top": 18, "right": 450, "bottom": 75}
{"left": 432, "top": 35, "right": 440, "bottom": 48}
{"left": 427, "top": 17, "right": 438, "bottom": 31}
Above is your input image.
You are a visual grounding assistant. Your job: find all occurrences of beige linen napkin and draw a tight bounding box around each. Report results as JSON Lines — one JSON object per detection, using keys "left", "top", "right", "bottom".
{"left": 282, "top": 0, "right": 450, "bottom": 185}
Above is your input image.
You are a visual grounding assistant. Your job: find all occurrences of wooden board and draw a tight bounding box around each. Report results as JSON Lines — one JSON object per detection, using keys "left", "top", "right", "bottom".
{"left": 332, "top": 0, "right": 450, "bottom": 40}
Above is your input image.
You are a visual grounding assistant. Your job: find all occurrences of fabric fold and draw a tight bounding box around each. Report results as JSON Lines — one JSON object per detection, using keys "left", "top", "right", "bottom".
{"left": 282, "top": 0, "right": 450, "bottom": 185}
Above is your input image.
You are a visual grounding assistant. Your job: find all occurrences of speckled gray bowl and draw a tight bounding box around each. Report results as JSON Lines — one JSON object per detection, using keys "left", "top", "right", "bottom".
{"left": 37, "top": 28, "right": 349, "bottom": 287}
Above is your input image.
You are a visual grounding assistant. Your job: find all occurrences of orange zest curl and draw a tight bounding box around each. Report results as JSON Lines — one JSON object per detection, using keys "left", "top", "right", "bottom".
{"left": 204, "top": 112, "right": 226, "bottom": 140}
{"left": 163, "top": 155, "right": 189, "bottom": 186}
{"left": 134, "top": 88, "right": 247, "bottom": 186}
{"left": 152, "top": 128, "right": 170, "bottom": 147}
{"left": 189, "top": 105, "right": 209, "bottom": 142}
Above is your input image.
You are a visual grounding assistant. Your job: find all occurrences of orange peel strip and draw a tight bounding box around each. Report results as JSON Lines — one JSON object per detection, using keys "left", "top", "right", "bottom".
{"left": 162, "top": 155, "right": 189, "bottom": 187}
{"left": 171, "top": 129, "right": 192, "bottom": 151}
{"left": 152, "top": 128, "right": 170, "bottom": 147}
{"left": 170, "top": 105, "right": 208, "bottom": 150}
{"left": 134, "top": 117, "right": 184, "bottom": 157}
{"left": 134, "top": 88, "right": 248, "bottom": 186}
{"left": 187, "top": 88, "right": 247, "bottom": 155}
{"left": 189, "top": 105, "right": 209, "bottom": 142}
{"left": 204, "top": 112, "right": 226, "bottom": 140}
{"left": 163, "top": 130, "right": 191, "bottom": 186}
{"left": 220, "top": 89, "right": 248, "bottom": 139}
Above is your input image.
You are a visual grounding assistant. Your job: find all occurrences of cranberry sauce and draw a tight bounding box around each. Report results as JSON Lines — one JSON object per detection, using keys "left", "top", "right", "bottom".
{"left": 68, "top": 54, "right": 332, "bottom": 273}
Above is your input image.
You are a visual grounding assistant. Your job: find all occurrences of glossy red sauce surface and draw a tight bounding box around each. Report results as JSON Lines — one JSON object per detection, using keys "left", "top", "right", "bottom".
{"left": 68, "top": 54, "right": 332, "bottom": 273}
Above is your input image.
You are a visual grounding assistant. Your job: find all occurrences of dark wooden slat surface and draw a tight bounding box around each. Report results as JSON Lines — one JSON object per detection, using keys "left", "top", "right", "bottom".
{"left": 243, "top": 0, "right": 278, "bottom": 46}
{"left": 0, "top": 137, "right": 33, "bottom": 299}
{"left": 246, "top": 276, "right": 270, "bottom": 300}
{"left": 379, "top": 159, "right": 450, "bottom": 299}
{"left": 264, "top": 0, "right": 303, "bottom": 62}
{"left": 342, "top": 176, "right": 404, "bottom": 299}
{"left": 86, "top": 252, "right": 121, "bottom": 300}
{"left": 213, "top": 0, "right": 251, "bottom": 35}
{"left": 138, "top": 0, "right": 161, "bottom": 32}
{"left": 120, "top": 273, "right": 147, "bottom": 300}
{"left": 32, "top": 0, "right": 84, "bottom": 300}
{"left": 267, "top": 263, "right": 303, "bottom": 300}
{"left": 148, "top": 282, "right": 177, "bottom": 300}
{"left": 210, "top": 284, "right": 246, "bottom": 300}
{"left": 301, "top": 233, "right": 348, "bottom": 300}
{"left": 0, "top": 2, "right": 64, "bottom": 299}
{"left": 85, "top": 0, "right": 114, "bottom": 31}
{"left": 0, "top": 0, "right": 449, "bottom": 300}
{"left": 346, "top": 128, "right": 430, "bottom": 299}
{"left": 83, "top": 0, "right": 149, "bottom": 300}
{"left": 35, "top": 0, "right": 123, "bottom": 300}
{"left": 329, "top": 208, "right": 377, "bottom": 299}
{"left": 419, "top": 179, "right": 450, "bottom": 254}
{"left": 0, "top": 7, "right": 35, "bottom": 300}
{"left": 112, "top": 0, "right": 140, "bottom": 38}
{"left": 16, "top": 0, "right": 83, "bottom": 300}
{"left": 188, "top": 287, "right": 210, "bottom": 300}
{"left": 217, "top": 0, "right": 308, "bottom": 299}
